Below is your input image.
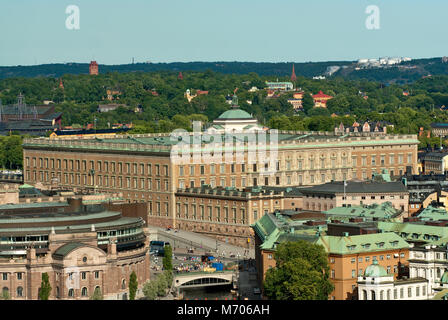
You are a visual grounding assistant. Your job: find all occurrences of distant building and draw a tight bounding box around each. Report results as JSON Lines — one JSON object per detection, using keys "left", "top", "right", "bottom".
{"left": 422, "top": 152, "right": 448, "bottom": 174}
{"left": 207, "top": 95, "right": 264, "bottom": 133}
{"left": 89, "top": 61, "right": 99, "bottom": 75}
{"left": 0, "top": 94, "right": 62, "bottom": 135}
{"left": 97, "top": 104, "right": 128, "bottom": 113}
{"left": 106, "top": 90, "right": 121, "bottom": 101}
{"left": 334, "top": 121, "right": 391, "bottom": 135}
{"left": 431, "top": 123, "right": 448, "bottom": 137}
{"left": 265, "top": 82, "right": 294, "bottom": 91}
{"left": 312, "top": 91, "right": 333, "bottom": 108}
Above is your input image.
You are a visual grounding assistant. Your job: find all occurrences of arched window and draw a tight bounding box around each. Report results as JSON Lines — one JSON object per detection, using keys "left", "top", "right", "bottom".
{"left": 56, "top": 286, "right": 60, "bottom": 298}
{"left": 380, "top": 290, "right": 384, "bottom": 300}
{"left": 81, "top": 287, "right": 88, "bottom": 297}
{"left": 2, "top": 287, "right": 9, "bottom": 297}
{"left": 387, "top": 289, "right": 391, "bottom": 300}
{"left": 363, "top": 290, "right": 368, "bottom": 300}
{"left": 122, "top": 279, "right": 126, "bottom": 289}
{"left": 16, "top": 286, "right": 23, "bottom": 297}
{"left": 371, "top": 290, "right": 376, "bottom": 300}
{"left": 68, "top": 288, "right": 74, "bottom": 298}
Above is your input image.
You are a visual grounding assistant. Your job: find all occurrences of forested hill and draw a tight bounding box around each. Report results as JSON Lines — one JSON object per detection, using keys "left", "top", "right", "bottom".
{"left": 1, "top": 57, "right": 447, "bottom": 83}
{"left": 0, "top": 61, "right": 349, "bottom": 79}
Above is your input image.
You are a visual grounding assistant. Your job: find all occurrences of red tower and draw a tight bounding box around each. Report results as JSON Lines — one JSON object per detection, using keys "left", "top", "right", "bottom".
{"left": 59, "top": 78, "right": 64, "bottom": 89}
{"left": 291, "top": 64, "right": 297, "bottom": 82}
{"left": 89, "top": 61, "right": 99, "bottom": 75}
{"left": 178, "top": 72, "right": 183, "bottom": 80}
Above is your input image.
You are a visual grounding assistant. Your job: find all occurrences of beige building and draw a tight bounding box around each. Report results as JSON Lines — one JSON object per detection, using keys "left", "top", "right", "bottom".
{"left": 300, "top": 180, "right": 409, "bottom": 215}
{"left": 22, "top": 114, "right": 419, "bottom": 230}
{"left": 174, "top": 186, "right": 301, "bottom": 246}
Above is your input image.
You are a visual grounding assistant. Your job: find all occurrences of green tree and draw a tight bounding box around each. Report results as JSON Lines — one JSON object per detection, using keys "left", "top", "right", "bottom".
{"left": 90, "top": 287, "right": 104, "bottom": 300}
{"left": 1, "top": 288, "right": 10, "bottom": 300}
{"left": 263, "top": 241, "right": 333, "bottom": 300}
{"left": 143, "top": 281, "right": 158, "bottom": 300}
{"left": 129, "top": 271, "right": 138, "bottom": 300}
{"left": 163, "top": 245, "right": 173, "bottom": 271}
{"left": 39, "top": 272, "right": 52, "bottom": 300}
{"left": 302, "top": 92, "right": 315, "bottom": 115}
{"left": 156, "top": 273, "right": 168, "bottom": 297}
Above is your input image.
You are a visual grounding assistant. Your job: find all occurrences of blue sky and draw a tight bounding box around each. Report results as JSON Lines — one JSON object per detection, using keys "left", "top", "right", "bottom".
{"left": 0, "top": 0, "right": 447, "bottom": 66}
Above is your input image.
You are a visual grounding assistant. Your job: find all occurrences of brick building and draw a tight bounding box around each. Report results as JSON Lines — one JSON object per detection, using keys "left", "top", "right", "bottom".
{"left": 0, "top": 199, "right": 150, "bottom": 300}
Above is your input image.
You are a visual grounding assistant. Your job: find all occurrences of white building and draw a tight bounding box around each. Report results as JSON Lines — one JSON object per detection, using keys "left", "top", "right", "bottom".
{"left": 357, "top": 259, "right": 429, "bottom": 300}
{"left": 408, "top": 244, "right": 448, "bottom": 296}
{"left": 206, "top": 95, "right": 265, "bottom": 134}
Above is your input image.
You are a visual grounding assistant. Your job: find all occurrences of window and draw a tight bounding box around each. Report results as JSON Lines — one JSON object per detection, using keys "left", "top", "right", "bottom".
{"left": 17, "top": 286, "right": 23, "bottom": 297}
{"left": 82, "top": 287, "right": 88, "bottom": 297}
{"left": 2, "top": 273, "right": 7, "bottom": 281}
{"left": 94, "top": 271, "right": 100, "bottom": 279}
{"left": 68, "top": 289, "right": 74, "bottom": 297}
{"left": 17, "top": 273, "right": 22, "bottom": 280}
{"left": 408, "top": 287, "right": 412, "bottom": 298}
{"left": 81, "top": 272, "right": 86, "bottom": 280}
{"left": 351, "top": 270, "right": 356, "bottom": 278}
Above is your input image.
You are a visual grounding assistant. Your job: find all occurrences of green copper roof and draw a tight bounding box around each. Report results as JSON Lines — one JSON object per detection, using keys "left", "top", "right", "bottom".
{"left": 325, "top": 203, "right": 398, "bottom": 220}
{"left": 417, "top": 206, "right": 448, "bottom": 222}
{"left": 53, "top": 242, "right": 99, "bottom": 258}
{"left": 377, "top": 221, "right": 448, "bottom": 243}
{"left": 217, "top": 109, "right": 253, "bottom": 119}
{"left": 364, "top": 259, "right": 389, "bottom": 277}
{"left": 316, "top": 232, "right": 409, "bottom": 255}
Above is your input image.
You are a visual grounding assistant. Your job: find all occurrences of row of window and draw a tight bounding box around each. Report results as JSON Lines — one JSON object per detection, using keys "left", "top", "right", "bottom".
{"left": 26, "top": 158, "right": 169, "bottom": 176}
{"left": 362, "top": 286, "right": 426, "bottom": 300}
{"left": 176, "top": 204, "right": 247, "bottom": 224}
{"left": 27, "top": 171, "right": 169, "bottom": 191}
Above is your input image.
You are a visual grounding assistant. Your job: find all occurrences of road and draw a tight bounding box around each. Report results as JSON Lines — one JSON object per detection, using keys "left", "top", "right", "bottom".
{"left": 150, "top": 226, "right": 254, "bottom": 259}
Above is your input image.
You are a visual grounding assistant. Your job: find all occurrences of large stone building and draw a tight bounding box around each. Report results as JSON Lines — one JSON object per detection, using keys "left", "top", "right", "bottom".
{"left": 22, "top": 108, "right": 419, "bottom": 230}
{"left": 300, "top": 179, "right": 409, "bottom": 217}
{"left": 174, "top": 185, "right": 302, "bottom": 246}
{"left": 0, "top": 198, "right": 150, "bottom": 300}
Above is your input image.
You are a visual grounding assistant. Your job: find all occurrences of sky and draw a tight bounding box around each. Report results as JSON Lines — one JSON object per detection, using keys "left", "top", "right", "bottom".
{"left": 0, "top": 0, "right": 447, "bottom": 66}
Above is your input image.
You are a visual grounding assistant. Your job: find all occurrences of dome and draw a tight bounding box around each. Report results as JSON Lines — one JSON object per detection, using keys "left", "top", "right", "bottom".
{"left": 441, "top": 271, "right": 448, "bottom": 284}
{"left": 217, "top": 108, "right": 253, "bottom": 120}
{"left": 364, "top": 259, "right": 388, "bottom": 277}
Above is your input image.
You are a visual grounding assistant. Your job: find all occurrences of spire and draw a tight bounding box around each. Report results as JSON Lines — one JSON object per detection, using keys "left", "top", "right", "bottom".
{"left": 291, "top": 64, "right": 297, "bottom": 82}
{"left": 59, "top": 78, "right": 64, "bottom": 89}
{"left": 178, "top": 71, "right": 183, "bottom": 80}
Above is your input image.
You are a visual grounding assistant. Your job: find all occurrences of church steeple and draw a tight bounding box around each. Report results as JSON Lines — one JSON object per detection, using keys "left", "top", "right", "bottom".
{"left": 291, "top": 64, "right": 297, "bottom": 82}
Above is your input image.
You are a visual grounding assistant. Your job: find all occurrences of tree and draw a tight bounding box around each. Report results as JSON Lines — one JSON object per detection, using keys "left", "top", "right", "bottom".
{"left": 90, "top": 287, "right": 104, "bottom": 300}
{"left": 143, "top": 281, "right": 157, "bottom": 300}
{"left": 1, "top": 288, "right": 10, "bottom": 300}
{"left": 302, "top": 92, "right": 315, "bottom": 115}
{"left": 163, "top": 245, "right": 173, "bottom": 271}
{"left": 263, "top": 241, "right": 333, "bottom": 300}
{"left": 129, "top": 271, "right": 138, "bottom": 300}
{"left": 156, "top": 273, "right": 168, "bottom": 297}
{"left": 39, "top": 272, "right": 52, "bottom": 300}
